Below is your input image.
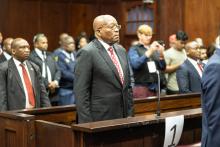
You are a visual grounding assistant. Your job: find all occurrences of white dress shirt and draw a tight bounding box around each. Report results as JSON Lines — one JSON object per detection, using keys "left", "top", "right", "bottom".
{"left": 35, "top": 48, "right": 52, "bottom": 82}
{"left": 3, "top": 51, "right": 12, "bottom": 60}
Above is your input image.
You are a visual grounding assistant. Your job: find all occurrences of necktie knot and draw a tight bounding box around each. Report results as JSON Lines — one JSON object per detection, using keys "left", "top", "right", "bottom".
{"left": 108, "top": 47, "right": 114, "bottom": 53}
{"left": 20, "top": 63, "right": 25, "bottom": 68}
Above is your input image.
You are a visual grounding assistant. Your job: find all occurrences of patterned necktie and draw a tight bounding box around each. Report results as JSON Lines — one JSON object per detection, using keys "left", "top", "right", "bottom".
{"left": 108, "top": 47, "right": 124, "bottom": 85}
{"left": 197, "top": 62, "right": 203, "bottom": 72}
{"left": 20, "top": 64, "right": 35, "bottom": 107}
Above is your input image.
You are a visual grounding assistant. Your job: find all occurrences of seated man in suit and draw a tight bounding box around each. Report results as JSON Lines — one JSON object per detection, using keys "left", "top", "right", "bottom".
{"left": 0, "top": 38, "right": 51, "bottom": 111}
{"left": 56, "top": 36, "right": 76, "bottom": 105}
{"left": 0, "top": 38, "right": 13, "bottom": 63}
{"left": 176, "top": 41, "right": 202, "bottom": 93}
{"left": 29, "top": 33, "right": 61, "bottom": 105}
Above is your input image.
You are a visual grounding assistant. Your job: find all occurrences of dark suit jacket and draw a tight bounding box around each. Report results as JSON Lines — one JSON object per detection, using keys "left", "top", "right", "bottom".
{"left": 28, "top": 50, "right": 61, "bottom": 87}
{"left": 0, "top": 59, "right": 51, "bottom": 111}
{"left": 201, "top": 49, "right": 220, "bottom": 147}
{"left": 74, "top": 39, "right": 134, "bottom": 123}
{"left": 176, "top": 59, "right": 202, "bottom": 93}
{"left": 0, "top": 53, "right": 7, "bottom": 63}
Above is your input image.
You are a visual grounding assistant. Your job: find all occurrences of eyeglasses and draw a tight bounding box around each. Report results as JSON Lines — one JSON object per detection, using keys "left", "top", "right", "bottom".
{"left": 103, "top": 24, "right": 121, "bottom": 30}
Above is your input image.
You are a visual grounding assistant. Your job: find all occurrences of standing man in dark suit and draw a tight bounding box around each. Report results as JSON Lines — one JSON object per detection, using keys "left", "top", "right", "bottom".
{"left": 176, "top": 41, "right": 202, "bottom": 93}
{"left": 201, "top": 36, "right": 220, "bottom": 147}
{"left": 0, "top": 38, "right": 13, "bottom": 63}
{"left": 0, "top": 38, "right": 51, "bottom": 111}
{"left": 29, "top": 34, "right": 61, "bottom": 105}
{"left": 74, "top": 15, "right": 134, "bottom": 123}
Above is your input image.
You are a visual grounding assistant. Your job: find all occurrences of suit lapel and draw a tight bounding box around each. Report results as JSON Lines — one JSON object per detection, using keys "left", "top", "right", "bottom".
{"left": 8, "top": 59, "right": 25, "bottom": 91}
{"left": 94, "top": 40, "right": 122, "bottom": 86}
{"left": 186, "top": 59, "right": 201, "bottom": 79}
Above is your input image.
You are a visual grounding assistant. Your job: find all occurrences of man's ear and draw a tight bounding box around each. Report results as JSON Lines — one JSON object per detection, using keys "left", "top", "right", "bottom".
{"left": 95, "top": 30, "right": 101, "bottom": 38}
{"left": 11, "top": 48, "right": 16, "bottom": 55}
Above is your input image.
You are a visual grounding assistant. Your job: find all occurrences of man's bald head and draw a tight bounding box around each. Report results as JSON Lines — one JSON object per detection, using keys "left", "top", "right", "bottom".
{"left": 93, "top": 15, "right": 117, "bottom": 32}
{"left": 185, "top": 41, "right": 199, "bottom": 51}
{"left": 11, "top": 38, "right": 29, "bottom": 50}
{"left": 93, "top": 15, "right": 120, "bottom": 45}
{"left": 3, "top": 38, "right": 13, "bottom": 54}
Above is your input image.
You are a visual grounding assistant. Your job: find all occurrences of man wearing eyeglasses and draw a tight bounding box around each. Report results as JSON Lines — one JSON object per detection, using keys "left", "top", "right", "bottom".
{"left": 74, "top": 15, "right": 134, "bottom": 123}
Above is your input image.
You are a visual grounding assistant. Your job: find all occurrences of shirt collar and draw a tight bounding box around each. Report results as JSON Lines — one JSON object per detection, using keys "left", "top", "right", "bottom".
{"left": 187, "top": 57, "right": 198, "bottom": 65}
{"left": 13, "top": 57, "right": 27, "bottom": 67}
{"left": 35, "top": 48, "right": 45, "bottom": 60}
{"left": 3, "top": 51, "right": 11, "bottom": 60}
{"left": 98, "top": 39, "right": 112, "bottom": 51}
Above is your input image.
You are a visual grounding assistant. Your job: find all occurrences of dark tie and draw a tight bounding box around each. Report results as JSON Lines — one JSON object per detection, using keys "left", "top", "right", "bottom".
{"left": 108, "top": 47, "right": 124, "bottom": 84}
{"left": 20, "top": 64, "right": 35, "bottom": 107}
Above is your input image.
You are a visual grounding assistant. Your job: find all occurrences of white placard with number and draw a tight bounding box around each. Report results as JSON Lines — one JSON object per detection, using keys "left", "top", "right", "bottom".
{"left": 163, "top": 115, "right": 184, "bottom": 147}
{"left": 147, "top": 61, "right": 157, "bottom": 73}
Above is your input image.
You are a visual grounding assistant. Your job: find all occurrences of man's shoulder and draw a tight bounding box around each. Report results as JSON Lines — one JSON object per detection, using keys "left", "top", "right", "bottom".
{"left": 0, "top": 60, "right": 9, "bottom": 71}
{"left": 27, "top": 60, "right": 40, "bottom": 71}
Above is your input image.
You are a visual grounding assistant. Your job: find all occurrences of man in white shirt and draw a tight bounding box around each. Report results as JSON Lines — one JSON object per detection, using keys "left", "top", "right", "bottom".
{"left": 0, "top": 38, "right": 51, "bottom": 111}
{"left": 176, "top": 41, "right": 202, "bottom": 93}
{"left": 29, "top": 34, "right": 61, "bottom": 106}
{"left": 0, "top": 38, "right": 13, "bottom": 63}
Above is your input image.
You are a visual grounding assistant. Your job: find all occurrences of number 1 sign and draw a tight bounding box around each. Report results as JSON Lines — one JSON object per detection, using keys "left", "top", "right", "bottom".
{"left": 163, "top": 115, "right": 184, "bottom": 147}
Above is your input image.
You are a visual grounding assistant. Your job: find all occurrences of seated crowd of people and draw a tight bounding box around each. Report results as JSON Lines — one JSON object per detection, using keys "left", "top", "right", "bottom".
{"left": 0, "top": 24, "right": 217, "bottom": 111}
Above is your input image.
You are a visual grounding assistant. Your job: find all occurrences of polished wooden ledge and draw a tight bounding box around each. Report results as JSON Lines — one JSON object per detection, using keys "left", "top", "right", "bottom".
{"left": 72, "top": 108, "right": 202, "bottom": 133}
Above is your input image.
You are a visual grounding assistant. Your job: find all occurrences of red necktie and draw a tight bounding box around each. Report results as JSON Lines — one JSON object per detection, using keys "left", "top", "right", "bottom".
{"left": 108, "top": 47, "right": 124, "bottom": 84}
{"left": 20, "top": 64, "right": 35, "bottom": 107}
{"left": 197, "top": 62, "right": 203, "bottom": 72}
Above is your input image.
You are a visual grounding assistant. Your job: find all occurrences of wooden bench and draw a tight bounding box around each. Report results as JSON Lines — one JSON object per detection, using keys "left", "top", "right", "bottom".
{"left": 0, "top": 93, "right": 201, "bottom": 147}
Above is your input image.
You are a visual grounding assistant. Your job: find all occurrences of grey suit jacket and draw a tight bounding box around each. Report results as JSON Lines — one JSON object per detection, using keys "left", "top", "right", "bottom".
{"left": 28, "top": 50, "right": 61, "bottom": 87}
{"left": 0, "top": 59, "right": 51, "bottom": 111}
{"left": 176, "top": 59, "right": 202, "bottom": 93}
{"left": 74, "top": 39, "right": 134, "bottom": 123}
{"left": 201, "top": 49, "right": 220, "bottom": 147}
{"left": 0, "top": 54, "right": 7, "bottom": 63}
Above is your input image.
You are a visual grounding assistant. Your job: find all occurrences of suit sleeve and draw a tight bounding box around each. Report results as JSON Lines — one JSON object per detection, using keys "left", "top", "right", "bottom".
{"left": 176, "top": 65, "right": 191, "bottom": 93}
{"left": 74, "top": 49, "right": 93, "bottom": 123}
{"left": 202, "top": 63, "right": 220, "bottom": 145}
{"left": 53, "top": 61, "right": 61, "bottom": 84}
{"left": 0, "top": 65, "right": 8, "bottom": 111}
{"left": 127, "top": 58, "right": 134, "bottom": 117}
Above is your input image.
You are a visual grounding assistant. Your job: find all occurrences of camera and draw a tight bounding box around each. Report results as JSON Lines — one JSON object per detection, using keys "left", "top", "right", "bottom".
{"left": 157, "top": 40, "right": 165, "bottom": 46}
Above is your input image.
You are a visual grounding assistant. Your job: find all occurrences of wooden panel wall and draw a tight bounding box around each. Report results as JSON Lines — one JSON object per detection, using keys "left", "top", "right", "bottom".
{"left": 184, "top": 0, "right": 220, "bottom": 46}
{"left": 0, "top": 0, "right": 220, "bottom": 50}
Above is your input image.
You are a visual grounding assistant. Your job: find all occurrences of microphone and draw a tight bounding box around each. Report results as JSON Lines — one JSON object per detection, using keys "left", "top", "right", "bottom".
{"left": 147, "top": 61, "right": 161, "bottom": 118}
{"left": 156, "top": 70, "right": 161, "bottom": 118}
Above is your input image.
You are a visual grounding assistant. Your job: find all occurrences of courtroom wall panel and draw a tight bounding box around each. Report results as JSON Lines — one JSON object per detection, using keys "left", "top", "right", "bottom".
{"left": 0, "top": 0, "right": 220, "bottom": 50}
